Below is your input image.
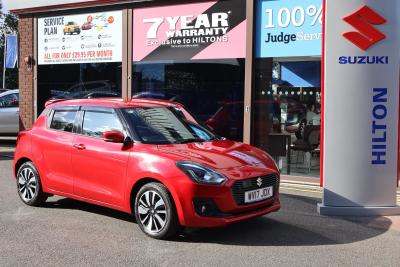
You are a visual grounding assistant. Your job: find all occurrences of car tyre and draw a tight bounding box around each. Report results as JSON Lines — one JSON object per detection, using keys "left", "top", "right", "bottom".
{"left": 134, "top": 182, "right": 180, "bottom": 239}
{"left": 16, "top": 162, "right": 48, "bottom": 206}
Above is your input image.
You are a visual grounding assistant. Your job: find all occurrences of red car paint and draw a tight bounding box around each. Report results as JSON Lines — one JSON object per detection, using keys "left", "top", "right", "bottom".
{"left": 14, "top": 98, "right": 280, "bottom": 228}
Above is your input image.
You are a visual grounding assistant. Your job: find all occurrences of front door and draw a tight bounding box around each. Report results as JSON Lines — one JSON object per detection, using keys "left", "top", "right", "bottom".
{"left": 71, "top": 107, "right": 129, "bottom": 207}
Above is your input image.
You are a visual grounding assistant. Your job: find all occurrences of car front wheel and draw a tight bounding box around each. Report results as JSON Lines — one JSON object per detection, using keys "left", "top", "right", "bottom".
{"left": 16, "top": 162, "right": 48, "bottom": 206}
{"left": 134, "top": 182, "right": 179, "bottom": 239}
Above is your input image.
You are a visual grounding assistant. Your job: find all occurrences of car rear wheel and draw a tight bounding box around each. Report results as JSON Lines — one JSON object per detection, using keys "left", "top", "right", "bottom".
{"left": 16, "top": 162, "right": 48, "bottom": 206}
{"left": 134, "top": 182, "right": 179, "bottom": 239}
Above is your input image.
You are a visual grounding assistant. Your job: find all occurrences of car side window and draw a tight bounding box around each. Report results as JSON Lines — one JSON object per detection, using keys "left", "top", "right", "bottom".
{"left": 50, "top": 110, "right": 78, "bottom": 133}
{"left": 82, "top": 111, "right": 124, "bottom": 138}
{"left": 0, "top": 93, "right": 18, "bottom": 108}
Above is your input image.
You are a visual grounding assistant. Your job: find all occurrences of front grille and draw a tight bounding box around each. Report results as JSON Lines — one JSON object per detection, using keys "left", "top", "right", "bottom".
{"left": 231, "top": 174, "right": 279, "bottom": 206}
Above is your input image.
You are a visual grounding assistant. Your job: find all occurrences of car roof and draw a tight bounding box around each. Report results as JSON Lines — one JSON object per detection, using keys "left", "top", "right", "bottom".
{"left": 45, "top": 98, "right": 186, "bottom": 109}
{"left": 0, "top": 89, "right": 19, "bottom": 97}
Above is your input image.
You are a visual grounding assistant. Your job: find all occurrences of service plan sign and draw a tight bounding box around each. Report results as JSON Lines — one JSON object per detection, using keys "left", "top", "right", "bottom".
{"left": 256, "top": 0, "right": 322, "bottom": 57}
{"left": 38, "top": 11, "right": 122, "bottom": 65}
{"left": 132, "top": 0, "right": 246, "bottom": 61}
{"left": 320, "top": 0, "right": 400, "bottom": 215}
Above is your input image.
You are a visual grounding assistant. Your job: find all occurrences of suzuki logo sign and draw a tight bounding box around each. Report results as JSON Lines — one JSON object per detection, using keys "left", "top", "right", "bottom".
{"left": 343, "top": 5, "right": 386, "bottom": 51}
{"left": 257, "top": 177, "right": 263, "bottom": 187}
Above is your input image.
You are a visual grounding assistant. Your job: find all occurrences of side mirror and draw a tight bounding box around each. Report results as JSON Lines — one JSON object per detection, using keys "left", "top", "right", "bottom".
{"left": 103, "top": 130, "right": 125, "bottom": 143}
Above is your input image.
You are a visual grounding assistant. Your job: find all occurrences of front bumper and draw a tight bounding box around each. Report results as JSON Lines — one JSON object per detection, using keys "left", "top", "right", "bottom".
{"left": 187, "top": 198, "right": 281, "bottom": 228}
{"left": 174, "top": 174, "right": 281, "bottom": 228}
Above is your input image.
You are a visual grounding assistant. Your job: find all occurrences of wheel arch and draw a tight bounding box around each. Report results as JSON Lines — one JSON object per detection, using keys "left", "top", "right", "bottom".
{"left": 129, "top": 177, "right": 186, "bottom": 226}
{"left": 14, "top": 157, "right": 32, "bottom": 178}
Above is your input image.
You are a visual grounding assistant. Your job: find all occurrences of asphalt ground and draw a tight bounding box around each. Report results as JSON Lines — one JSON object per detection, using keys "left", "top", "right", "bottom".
{"left": 1, "top": 141, "right": 400, "bottom": 266}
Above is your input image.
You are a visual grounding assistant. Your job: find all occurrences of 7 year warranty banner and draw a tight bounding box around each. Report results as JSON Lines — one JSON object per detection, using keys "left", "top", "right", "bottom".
{"left": 38, "top": 11, "right": 122, "bottom": 65}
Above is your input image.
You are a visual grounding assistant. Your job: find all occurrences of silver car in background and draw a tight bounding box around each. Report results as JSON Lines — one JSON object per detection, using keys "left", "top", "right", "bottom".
{"left": 0, "top": 89, "right": 19, "bottom": 135}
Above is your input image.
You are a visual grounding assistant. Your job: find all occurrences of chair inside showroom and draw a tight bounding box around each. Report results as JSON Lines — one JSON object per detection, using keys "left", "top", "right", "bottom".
{"left": 290, "top": 125, "right": 320, "bottom": 173}
{"left": 265, "top": 133, "right": 291, "bottom": 174}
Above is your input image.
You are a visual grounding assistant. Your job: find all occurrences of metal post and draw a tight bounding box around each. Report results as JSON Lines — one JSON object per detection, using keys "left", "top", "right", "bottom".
{"left": 243, "top": 0, "right": 255, "bottom": 144}
{"left": 2, "top": 34, "right": 7, "bottom": 89}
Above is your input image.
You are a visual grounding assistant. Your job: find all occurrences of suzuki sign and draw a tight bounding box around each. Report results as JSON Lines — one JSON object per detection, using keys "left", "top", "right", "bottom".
{"left": 342, "top": 5, "right": 386, "bottom": 51}
{"left": 318, "top": 0, "right": 400, "bottom": 215}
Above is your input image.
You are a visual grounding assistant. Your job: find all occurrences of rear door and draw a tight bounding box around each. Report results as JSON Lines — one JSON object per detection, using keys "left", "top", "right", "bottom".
{"left": 36, "top": 106, "right": 79, "bottom": 194}
{"left": 71, "top": 106, "right": 129, "bottom": 207}
{"left": 0, "top": 92, "right": 19, "bottom": 134}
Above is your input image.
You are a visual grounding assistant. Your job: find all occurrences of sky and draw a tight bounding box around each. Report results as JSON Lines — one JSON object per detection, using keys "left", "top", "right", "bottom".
{"left": 2, "top": 0, "right": 8, "bottom": 12}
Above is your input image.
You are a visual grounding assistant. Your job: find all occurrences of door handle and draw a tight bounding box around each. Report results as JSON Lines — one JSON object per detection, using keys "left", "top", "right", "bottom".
{"left": 73, "top": 144, "right": 86, "bottom": 150}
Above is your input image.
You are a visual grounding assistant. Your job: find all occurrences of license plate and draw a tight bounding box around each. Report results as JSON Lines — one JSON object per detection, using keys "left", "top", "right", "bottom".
{"left": 244, "top": 186, "right": 273, "bottom": 203}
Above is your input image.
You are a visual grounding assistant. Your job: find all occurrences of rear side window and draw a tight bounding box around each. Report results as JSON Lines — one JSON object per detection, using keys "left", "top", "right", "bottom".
{"left": 50, "top": 110, "right": 77, "bottom": 132}
{"left": 82, "top": 111, "right": 124, "bottom": 138}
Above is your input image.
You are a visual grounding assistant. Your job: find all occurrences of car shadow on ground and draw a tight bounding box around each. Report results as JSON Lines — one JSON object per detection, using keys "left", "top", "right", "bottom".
{"left": 174, "top": 193, "right": 392, "bottom": 246}
{"left": 43, "top": 198, "right": 135, "bottom": 223}
{"left": 42, "top": 192, "right": 392, "bottom": 246}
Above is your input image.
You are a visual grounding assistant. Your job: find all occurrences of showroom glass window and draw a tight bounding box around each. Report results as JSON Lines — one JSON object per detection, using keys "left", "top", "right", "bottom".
{"left": 132, "top": 60, "right": 245, "bottom": 141}
{"left": 131, "top": 0, "right": 247, "bottom": 141}
{"left": 37, "top": 10, "right": 123, "bottom": 114}
{"left": 253, "top": 0, "right": 322, "bottom": 178}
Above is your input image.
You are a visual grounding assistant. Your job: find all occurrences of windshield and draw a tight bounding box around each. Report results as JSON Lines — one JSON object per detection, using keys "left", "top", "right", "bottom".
{"left": 122, "top": 107, "right": 218, "bottom": 144}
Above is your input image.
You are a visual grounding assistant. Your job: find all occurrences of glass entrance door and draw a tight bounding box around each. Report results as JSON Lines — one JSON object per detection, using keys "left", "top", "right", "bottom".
{"left": 253, "top": 58, "right": 321, "bottom": 178}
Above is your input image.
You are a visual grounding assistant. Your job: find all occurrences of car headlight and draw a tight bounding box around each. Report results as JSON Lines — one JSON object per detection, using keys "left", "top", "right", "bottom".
{"left": 176, "top": 161, "right": 227, "bottom": 185}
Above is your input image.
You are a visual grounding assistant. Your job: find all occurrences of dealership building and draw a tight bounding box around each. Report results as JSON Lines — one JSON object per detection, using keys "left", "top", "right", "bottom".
{"left": 9, "top": 0, "right": 400, "bottom": 215}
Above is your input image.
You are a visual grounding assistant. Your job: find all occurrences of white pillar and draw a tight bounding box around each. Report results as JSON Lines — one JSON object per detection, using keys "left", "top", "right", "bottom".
{"left": 318, "top": 0, "right": 400, "bottom": 215}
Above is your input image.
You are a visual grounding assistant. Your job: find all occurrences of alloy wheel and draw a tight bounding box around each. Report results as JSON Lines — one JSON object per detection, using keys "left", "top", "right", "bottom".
{"left": 138, "top": 190, "right": 168, "bottom": 234}
{"left": 18, "top": 167, "right": 37, "bottom": 202}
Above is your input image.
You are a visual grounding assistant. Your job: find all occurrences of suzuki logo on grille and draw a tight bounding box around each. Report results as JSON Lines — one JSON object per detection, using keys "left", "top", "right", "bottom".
{"left": 343, "top": 5, "right": 386, "bottom": 51}
{"left": 257, "top": 177, "right": 263, "bottom": 187}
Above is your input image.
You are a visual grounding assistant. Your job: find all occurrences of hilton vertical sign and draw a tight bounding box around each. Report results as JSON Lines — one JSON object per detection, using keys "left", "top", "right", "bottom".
{"left": 319, "top": 0, "right": 400, "bottom": 215}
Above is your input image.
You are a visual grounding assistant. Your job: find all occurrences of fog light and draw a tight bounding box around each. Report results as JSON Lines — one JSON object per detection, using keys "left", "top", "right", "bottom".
{"left": 193, "top": 198, "right": 224, "bottom": 217}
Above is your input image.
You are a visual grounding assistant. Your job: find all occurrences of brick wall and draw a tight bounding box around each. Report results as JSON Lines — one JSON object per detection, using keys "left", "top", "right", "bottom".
{"left": 18, "top": 15, "right": 34, "bottom": 130}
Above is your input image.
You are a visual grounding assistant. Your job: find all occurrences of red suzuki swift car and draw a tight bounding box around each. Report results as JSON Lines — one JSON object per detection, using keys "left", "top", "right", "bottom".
{"left": 13, "top": 98, "right": 280, "bottom": 239}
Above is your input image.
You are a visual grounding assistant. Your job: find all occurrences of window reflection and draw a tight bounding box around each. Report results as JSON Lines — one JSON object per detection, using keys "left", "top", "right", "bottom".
{"left": 253, "top": 58, "right": 321, "bottom": 178}
{"left": 50, "top": 111, "right": 77, "bottom": 133}
{"left": 82, "top": 111, "right": 124, "bottom": 138}
{"left": 37, "top": 63, "right": 122, "bottom": 113}
{"left": 0, "top": 93, "right": 19, "bottom": 108}
{"left": 132, "top": 59, "right": 245, "bottom": 141}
